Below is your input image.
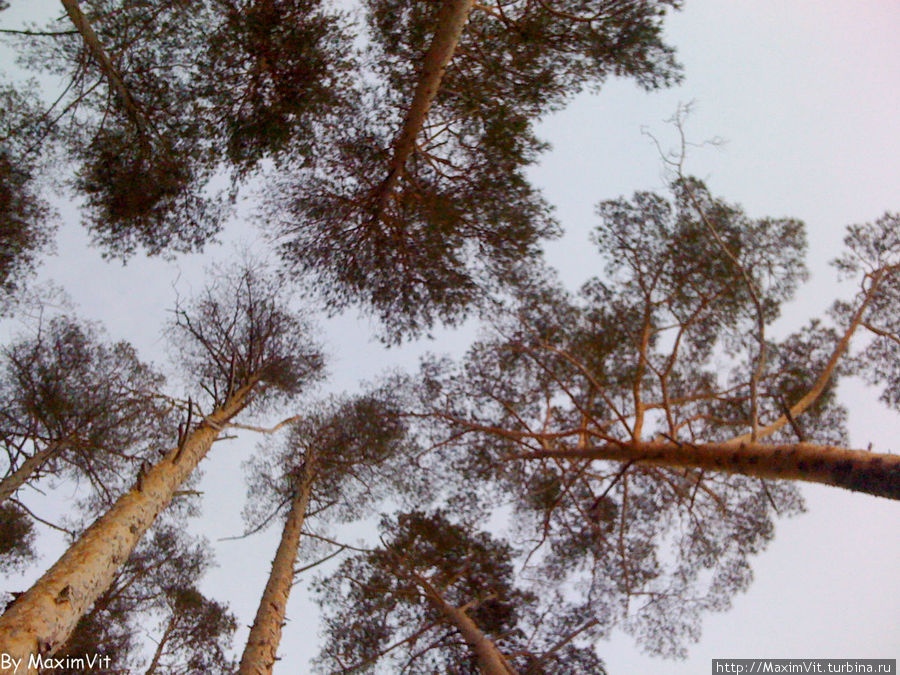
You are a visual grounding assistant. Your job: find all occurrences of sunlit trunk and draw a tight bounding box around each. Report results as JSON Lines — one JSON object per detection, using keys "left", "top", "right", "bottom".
{"left": 516, "top": 440, "right": 900, "bottom": 500}
{"left": 377, "top": 0, "right": 475, "bottom": 201}
{"left": 0, "top": 385, "right": 252, "bottom": 674}
{"left": 237, "top": 450, "right": 316, "bottom": 675}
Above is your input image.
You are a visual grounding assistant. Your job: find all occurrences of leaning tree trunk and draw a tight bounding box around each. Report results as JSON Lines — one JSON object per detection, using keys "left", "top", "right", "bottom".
{"left": 143, "top": 616, "right": 175, "bottom": 675}
{"left": 406, "top": 569, "right": 518, "bottom": 675}
{"left": 237, "top": 449, "right": 317, "bottom": 675}
{"left": 0, "top": 443, "right": 59, "bottom": 505}
{"left": 0, "top": 384, "right": 253, "bottom": 674}
{"left": 60, "top": 0, "right": 148, "bottom": 130}
{"left": 436, "top": 600, "right": 518, "bottom": 675}
{"left": 514, "top": 440, "right": 900, "bottom": 500}
{"left": 374, "top": 0, "right": 475, "bottom": 205}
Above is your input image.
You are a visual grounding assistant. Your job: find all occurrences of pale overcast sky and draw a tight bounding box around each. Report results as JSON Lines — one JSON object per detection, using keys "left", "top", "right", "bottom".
{"left": 2, "top": 1, "right": 898, "bottom": 672}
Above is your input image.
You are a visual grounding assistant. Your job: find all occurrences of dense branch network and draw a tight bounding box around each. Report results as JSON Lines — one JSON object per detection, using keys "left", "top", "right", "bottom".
{"left": 0, "top": 3, "right": 897, "bottom": 673}
{"left": 411, "top": 186, "right": 900, "bottom": 655}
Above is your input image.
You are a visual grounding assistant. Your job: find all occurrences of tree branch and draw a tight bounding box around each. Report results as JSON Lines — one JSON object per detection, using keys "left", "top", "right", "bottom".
{"left": 507, "top": 439, "right": 900, "bottom": 500}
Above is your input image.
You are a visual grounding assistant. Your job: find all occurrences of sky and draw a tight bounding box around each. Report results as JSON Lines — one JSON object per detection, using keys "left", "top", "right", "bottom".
{"left": 2, "top": 1, "right": 899, "bottom": 672}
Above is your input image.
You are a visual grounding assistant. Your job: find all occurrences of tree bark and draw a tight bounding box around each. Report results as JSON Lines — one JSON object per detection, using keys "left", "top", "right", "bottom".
{"left": 59, "top": 0, "right": 148, "bottom": 130}
{"left": 512, "top": 440, "right": 900, "bottom": 500}
{"left": 0, "top": 443, "right": 59, "bottom": 504}
{"left": 237, "top": 450, "right": 316, "bottom": 675}
{"left": 406, "top": 569, "right": 518, "bottom": 675}
{"left": 375, "top": 0, "right": 475, "bottom": 204}
{"left": 437, "top": 601, "right": 518, "bottom": 675}
{"left": 0, "top": 385, "right": 252, "bottom": 674}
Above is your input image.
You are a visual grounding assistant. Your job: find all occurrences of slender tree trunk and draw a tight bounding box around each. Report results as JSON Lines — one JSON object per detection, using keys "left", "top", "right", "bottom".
{"left": 237, "top": 449, "right": 316, "bottom": 675}
{"left": 375, "top": 0, "right": 475, "bottom": 203}
{"left": 512, "top": 440, "right": 900, "bottom": 500}
{"left": 59, "top": 0, "right": 148, "bottom": 130}
{"left": 405, "top": 569, "right": 518, "bottom": 675}
{"left": 729, "top": 266, "right": 886, "bottom": 445}
{"left": 0, "top": 385, "right": 253, "bottom": 674}
{"left": 0, "top": 443, "right": 59, "bottom": 504}
{"left": 144, "top": 617, "right": 175, "bottom": 675}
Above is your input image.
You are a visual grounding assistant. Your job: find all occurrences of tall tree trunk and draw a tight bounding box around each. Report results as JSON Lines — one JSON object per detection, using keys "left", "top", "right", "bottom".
{"left": 406, "top": 569, "right": 518, "bottom": 675}
{"left": 0, "top": 385, "right": 253, "bottom": 674}
{"left": 375, "top": 0, "right": 475, "bottom": 205}
{"left": 512, "top": 440, "right": 900, "bottom": 500}
{"left": 237, "top": 449, "right": 316, "bottom": 675}
{"left": 59, "top": 0, "right": 148, "bottom": 130}
{"left": 0, "top": 443, "right": 59, "bottom": 504}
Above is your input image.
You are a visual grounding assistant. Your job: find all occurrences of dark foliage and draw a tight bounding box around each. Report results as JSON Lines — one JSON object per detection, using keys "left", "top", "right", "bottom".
{"left": 368, "top": 0, "right": 681, "bottom": 110}
{"left": 316, "top": 510, "right": 603, "bottom": 673}
{"left": 276, "top": 0, "right": 682, "bottom": 340}
{"left": 0, "top": 315, "right": 172, "bottom": 502}
{"left": 199, "top": 0, "right": 353, "bottom": 172}
{"left": 16, "top": 0, "right": 352, "bottom": 258}
{"left": 0, "top": 502, "right": 35, "bottom": 573}
{"left": 169, "top": 262, "right": 325, "bottom": 410}
{"left": 0, "top": 84, "right": 54, "bottom": 308}
{"left": 275, "top": 102, "right": 558, "bottom": 341}
{"left": 18, "top": 0, "right": 225, "bottom": 258}
{"left": 75, "top": 121, "right": 221, "bottom": 258}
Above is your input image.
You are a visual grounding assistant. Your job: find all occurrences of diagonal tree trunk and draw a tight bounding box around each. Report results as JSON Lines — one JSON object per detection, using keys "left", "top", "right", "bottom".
{"left": 237, "top": 448, "right": 317, "bottom": 675}
{"left": 373, "top": 0, "right": 475, "bottom": 208}
{"left": 0, "top": 443, "right": 60, "bottom": 505}
{"left": 434, "top": 601, "right": 518, "bottom": 675}
{"left": 403, "top": 567, "right": 518, "bottom": 675}
{"left": 59, "top": 0, "right": 149, "bottom": 131}
{"left": 510, "top": 440, "right": 900, "bottom": 500}
{"left": 0, "top": 384, "right": 253, "bottom": 674}
{"left": 143, "top": 616, "right": 175, "bottom": 675}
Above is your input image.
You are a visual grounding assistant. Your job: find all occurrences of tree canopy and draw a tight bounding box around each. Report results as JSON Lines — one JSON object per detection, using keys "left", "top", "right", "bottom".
{"left": 0, "top": 2, "right": 897, "bottom": 673}
{"left": 275, "top": 0, "right": 682, "bottom": 338}
{"left": 7, "top": 0, "right": 682, "bottom": 337}
{"left": 316, "top": 510, "right": 606, "bottom": 674}
{"left": 0, "top": 83, "right": 55, "bottom": 309}
{"left": 0, "top": 314, "right": 172, "bottom": 507}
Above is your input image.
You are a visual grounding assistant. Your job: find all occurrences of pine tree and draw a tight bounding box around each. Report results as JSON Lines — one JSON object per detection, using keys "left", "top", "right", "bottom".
{"left": 411, "top": 179, "right": 900, "bottom": 656}
{"left": 315, "top": 511, "right": 605, "bottom": 674}
{"left": 9, "top": 1, "right": 682, "bottom": 335}
{"left": 0, "top": 264, "right": 323, "bottom": 668}
{"left": 142, "top": 586, "right": 236, "bottom": 675}
{"left": 238, "top": 391, "right": 412, "bottom": 674}
{"left": 13, "top": 0, "right": 352, "bottom": 257}
{"left": 418, "top": 181, "right": 900, "bottom": 504}
{"left": 0, "top": 315, "right": 171, "bottom": 506}
{"left": 2, "top": 2, "right": 895, "bottom": 672}
{"left": 276, "top": 0, "right": 682, "bottom": 337}
{"left": 0, "top": 83, "right": 55, "bottom": 309}
{"left": 0, "top": 502, "right": 35, "bottom": 574}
